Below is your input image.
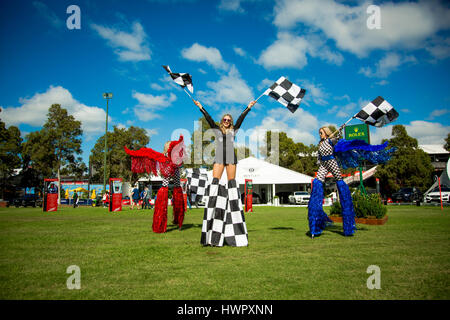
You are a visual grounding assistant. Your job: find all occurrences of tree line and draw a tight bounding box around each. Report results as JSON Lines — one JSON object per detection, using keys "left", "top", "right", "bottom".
{"left": 1, "top": 104, "right": 448, "bottom": 199}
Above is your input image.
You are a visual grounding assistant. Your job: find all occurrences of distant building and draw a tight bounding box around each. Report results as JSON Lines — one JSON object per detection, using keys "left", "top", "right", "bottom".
{"left": 418, "top": 145, "right": 449, "bottom": 174}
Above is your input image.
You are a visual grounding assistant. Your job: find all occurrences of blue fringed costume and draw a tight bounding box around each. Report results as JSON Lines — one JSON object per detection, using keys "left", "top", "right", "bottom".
{"left": 308, "top": 136, "right": 395, "bottom": 237}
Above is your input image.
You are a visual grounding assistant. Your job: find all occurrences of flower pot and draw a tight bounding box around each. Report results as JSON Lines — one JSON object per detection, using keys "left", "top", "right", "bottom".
{"left": 329, "top": 215, "right": 388, "bottom": 225}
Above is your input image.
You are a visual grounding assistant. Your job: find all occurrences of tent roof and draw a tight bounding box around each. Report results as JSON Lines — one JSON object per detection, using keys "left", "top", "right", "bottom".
{"left": 344, "top": 166, "right": 378, "bottom": 185}
{"left": 418, "top": 145, "right": 449, "bottom": 155}
{"left": 207, "top": 156, "right": 314, "bottom": 185}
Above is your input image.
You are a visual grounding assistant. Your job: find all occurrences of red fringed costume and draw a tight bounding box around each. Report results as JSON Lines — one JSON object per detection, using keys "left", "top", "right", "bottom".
{"left": 124, "top": 135, "right": 186, "bottom": 233}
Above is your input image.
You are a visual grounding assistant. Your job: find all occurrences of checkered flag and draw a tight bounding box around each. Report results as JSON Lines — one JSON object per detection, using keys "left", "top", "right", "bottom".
{"left": 355, "top": 96, "right": 399, "bottom": 127}
{"left": 162, "top": 65, "right": 194, "bottom": 94}
{"left": 263, "top": 76, "right": 306, "bottom": 113}
{"left": 185, "top": 168, "right": 208, "bottom": 204}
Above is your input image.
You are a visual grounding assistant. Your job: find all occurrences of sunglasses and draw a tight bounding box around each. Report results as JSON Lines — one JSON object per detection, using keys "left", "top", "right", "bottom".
{"left": 223, "top": 118, "right": 232, "bottom": 123}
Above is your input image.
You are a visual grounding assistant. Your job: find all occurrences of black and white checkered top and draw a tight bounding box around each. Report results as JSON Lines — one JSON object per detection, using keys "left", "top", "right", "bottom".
{"left": 318, "top": 138, "right": 335, "bottom": 159}
{"left": 200, "top": 106, "right": 251, "bottom": 165}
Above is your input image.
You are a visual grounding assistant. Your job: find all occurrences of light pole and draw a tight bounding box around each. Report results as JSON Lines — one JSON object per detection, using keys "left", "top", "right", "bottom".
{"left": 103, "top": 92, "right": 113, "bottom": 194}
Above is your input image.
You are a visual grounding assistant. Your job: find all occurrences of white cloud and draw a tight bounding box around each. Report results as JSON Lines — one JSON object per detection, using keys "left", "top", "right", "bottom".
{"left": 258, "top": 32, "right": 309, "bottom": 69}
{"left": 181, "top": 43, "right": 229, "bottom": 70}
{"left": 370, "top": 121, "right": 450, "bottom": 145}
{"left": 233, "top": 46, "right": 247, "bottom": 57}
{"left": 132, "top": 92, "right": 177, "bottom": 121}
{"left": 359, "top": 52, "right": 417, "bottom": 78}
{"left": 33, "top": 1, "right": 64, "bottom": 29}
{"left": 91, "top": 21, "right": 151, "bottom": 62}
{"left": 427, "top": 108, "right": 449, "bottom": 120}
{"left": 250, "top": 107, "right": 322, "bottom": 146}
{"left": 376, "top": 80, "right": 389, "bottom": 86}
{"left": 328, "top": 102, "right": 357, "bottom": 118}
{"left": 145, "top": 128, "right": 159, "bottom": 137}
{"left": 258, "top": 32, "right": 343, "bottom": 69}
{"left": 257, "top": 78, "right": 274, "bottom": 91}
{"left": 297, "top": 79, "right": 329, "bottom": 106}
{"left": 197, "top": 65, "right": 253, "bottom": 106}
{"left": 218, "top": 0, "right": 245, "bottom": 13}
{"left": 426, "top": 36, "right": 450, "bottom": 61}
{"left": 150, "top": 75, "right": 178, "bottom": 91}
{"left": 1, "top": 86, "right": 109, "bottom": 134}
{"left": 273, "top": 0, "right": 450, "bottom": 57}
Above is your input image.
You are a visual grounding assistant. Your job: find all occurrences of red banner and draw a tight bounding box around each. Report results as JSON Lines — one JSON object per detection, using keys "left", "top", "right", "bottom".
{"left": 46, "top": 193, "right": 58, "bottom": 212}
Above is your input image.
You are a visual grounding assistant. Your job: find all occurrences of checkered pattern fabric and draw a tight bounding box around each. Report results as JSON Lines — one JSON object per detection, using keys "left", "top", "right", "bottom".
{"left": 264, "top": 76, "right": 306, "bottom": 113}
{"left": 185, "top": 168, "right": 208, "bottom": 204}
{"left": 162, "top": 167, "right": 181, "bottom": 188}
{"left": 224, "top": 179, "right": 248, "bottom": 247}
{"left": 200, "top": 178, "right": 248, "bottom": 247}
{"left": 317, "top": 139, "right": 342, "bottom": 182}
{"left": 163, "top": 65, "right": 194, "bottom": 94}
{"left": 355, "top": 96, "right": 399, "bottom": 127}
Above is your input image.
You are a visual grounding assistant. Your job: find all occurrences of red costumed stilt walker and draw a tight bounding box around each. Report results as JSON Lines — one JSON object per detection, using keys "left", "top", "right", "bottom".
{"left": 124, "top": 135, "right": 186, "bottom": 233}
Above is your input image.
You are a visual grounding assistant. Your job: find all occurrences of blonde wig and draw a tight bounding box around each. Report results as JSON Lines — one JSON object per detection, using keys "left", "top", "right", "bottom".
{"left": 219, "top": 114, "right": 234, "bottom": 134}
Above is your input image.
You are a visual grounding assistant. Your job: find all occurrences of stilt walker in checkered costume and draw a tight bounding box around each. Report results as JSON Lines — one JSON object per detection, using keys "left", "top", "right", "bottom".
{"left": 194, "top": 99, "right": 256, "bottom": 247}
{"left": 308, "top": 125, "right": 396, "bottom": 238}
{"left": 308, "top": 127, "right": 356, "bottom": 238}
{"left": 308, "top": 97, "right": 398, "bottom": 237}
{"left": 124, "top": 135, "right": 186, "bottom": 233}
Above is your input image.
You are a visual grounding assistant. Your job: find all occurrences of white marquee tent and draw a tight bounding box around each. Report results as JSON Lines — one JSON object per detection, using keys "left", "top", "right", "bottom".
{"left": 206, "top": 157, "right": 314, "bottom": 204}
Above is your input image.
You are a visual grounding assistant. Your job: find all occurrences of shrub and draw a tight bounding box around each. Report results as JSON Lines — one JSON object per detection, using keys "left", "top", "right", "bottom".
{"left": 352, "top": 192, "right": 387, "bottom": 219}
{"left": 329, "top": 201, "right": 342, "bottom": 216}
{"left": 329, "top": 192, "right": 387, "bottom": 219}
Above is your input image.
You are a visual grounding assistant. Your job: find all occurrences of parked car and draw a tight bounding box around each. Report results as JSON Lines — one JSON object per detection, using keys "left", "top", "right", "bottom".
{"left": 391, "top": 187, "right": 422, "bottom": 202}
{"left": 241, "top": 192, "right": 262, "bottom": 204}
{"left": 275, "top": 191, "right": 292, "bottom": 204}
{"left": 12, "top": 194, "right": 42, "bottom": 208}
{"left": 288, "top": 191, "right": 311, "bottom": 205}
{"left": 425, "top": 185, "right": 450, "bottom": 203}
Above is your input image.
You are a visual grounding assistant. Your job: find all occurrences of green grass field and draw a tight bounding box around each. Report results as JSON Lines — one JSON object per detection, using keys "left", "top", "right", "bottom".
{"left": 0, "top": 204, "right": 449, "bottom": 300}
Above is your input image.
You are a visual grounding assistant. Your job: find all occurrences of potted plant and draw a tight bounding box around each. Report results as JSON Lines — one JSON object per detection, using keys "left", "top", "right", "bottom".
{"left": 329, "top": 192, "right": 388, "bottom": 225}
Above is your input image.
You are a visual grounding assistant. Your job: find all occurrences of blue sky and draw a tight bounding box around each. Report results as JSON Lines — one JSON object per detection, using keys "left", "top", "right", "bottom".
{"left": 1, "top": 0, "right": 449, "bottom": 167}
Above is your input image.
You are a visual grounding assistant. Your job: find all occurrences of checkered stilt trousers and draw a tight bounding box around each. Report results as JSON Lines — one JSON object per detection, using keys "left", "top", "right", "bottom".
{"left": 201, "top": 178, "right": 248, "bottom": 247}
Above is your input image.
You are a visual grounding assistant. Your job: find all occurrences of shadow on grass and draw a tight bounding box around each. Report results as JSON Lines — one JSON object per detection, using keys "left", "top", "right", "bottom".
{"left": 165, "top": 223, "right": 202, "bottom": 233}
{"left": 269, "top": 227, "right": 295, "bottom": 230}
{"left": 305, "top": 224, "right": 369, "bottom": 238}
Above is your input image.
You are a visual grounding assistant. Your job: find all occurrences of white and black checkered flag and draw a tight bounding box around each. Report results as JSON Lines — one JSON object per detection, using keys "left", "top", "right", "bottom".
{"left": 262, "top": 76, "right": 306, "bottom": 113}
{"left": 355, "top": 96, "right": 399, "bottom": 127}
{"left": 185, "top": 168, "right": 208, "bottom": 204}
{"left": 162, "top": 65, "right": 194, "bottom": 94}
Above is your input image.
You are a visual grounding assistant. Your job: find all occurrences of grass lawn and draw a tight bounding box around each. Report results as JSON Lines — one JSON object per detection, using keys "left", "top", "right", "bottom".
{"left": 0, "top": 204, "right": 449, "bottom": 300}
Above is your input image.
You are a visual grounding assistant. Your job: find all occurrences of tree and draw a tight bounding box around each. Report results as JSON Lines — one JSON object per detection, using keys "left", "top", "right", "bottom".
{"left": 444, "top": 133, "right": 450, "bottom": 152}
{"left": 0, "top": 120, "right": 22, "bottom": 199}
{"left": 375, "top": 125, "right": 434, "bottom": 196}
{"left": 22, "top": 130, "right": 57, "bottom": 179}
{"left": 262, "top": 131, "right": 319, "bottom": 176}
{"left": 185, "top": 116, "right": 216, "bottom": 169}
{"left": 60, "top": 156, "right": 88, "bottom": 180}
{"left": 235, "top": 145, "right": 253, "bottom": 162}
{"left": 90, "top": 126, "right": 149, "bottom": 186}
{"left": 43, "top": 104, "right": 83, "bottom": 203}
